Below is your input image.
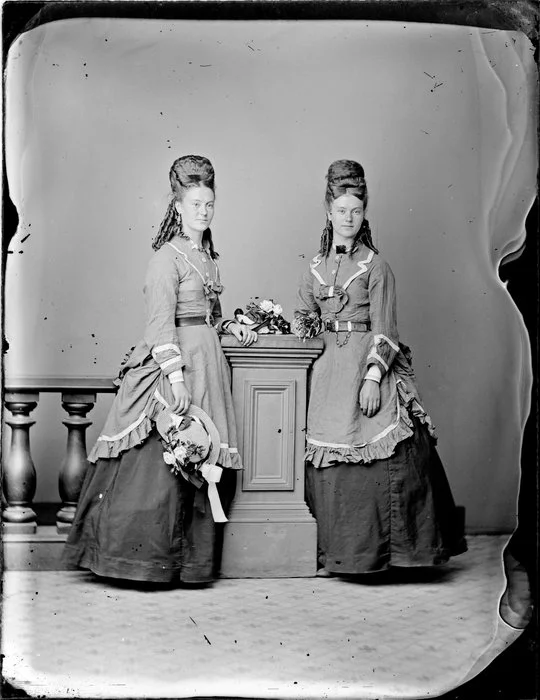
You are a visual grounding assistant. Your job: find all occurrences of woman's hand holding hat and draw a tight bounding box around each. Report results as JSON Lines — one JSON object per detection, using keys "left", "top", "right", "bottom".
{"left": 171, "top": 381, "right": 191, "bottom": 415}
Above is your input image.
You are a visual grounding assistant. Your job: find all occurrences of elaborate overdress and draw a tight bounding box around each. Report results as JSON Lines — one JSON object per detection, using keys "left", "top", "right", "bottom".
{"left": 296, "top": 244, "right": 467, "bottom": 574}
{"left": 63, "top": 236, "right": 240, "bottom": 583}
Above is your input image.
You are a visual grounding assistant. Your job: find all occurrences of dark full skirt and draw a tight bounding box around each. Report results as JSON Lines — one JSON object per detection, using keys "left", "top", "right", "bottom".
{"left": 305, "top": 420, "right": 467, "bottom": 575}
{"left": 63, "top": 431, "right": 237, "bottom": 583}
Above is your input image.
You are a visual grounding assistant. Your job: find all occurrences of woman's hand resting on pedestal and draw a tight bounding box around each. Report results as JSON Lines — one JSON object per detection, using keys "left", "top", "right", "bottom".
{"left": 228, "top": 322, "right": 258, "bottom": 347}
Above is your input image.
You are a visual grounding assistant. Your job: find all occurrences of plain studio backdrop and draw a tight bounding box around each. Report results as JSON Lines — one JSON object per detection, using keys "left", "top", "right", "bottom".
{"left": 4, "top": 19, "right": 537, "bottom": 533}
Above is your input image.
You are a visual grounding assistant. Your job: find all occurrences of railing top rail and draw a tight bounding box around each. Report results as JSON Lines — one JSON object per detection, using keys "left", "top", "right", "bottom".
{"left": 4, "top": 376, "right": 117, "bottom": 393}
{"left": 4, "top": 339, "right": 324, "bottom": 393}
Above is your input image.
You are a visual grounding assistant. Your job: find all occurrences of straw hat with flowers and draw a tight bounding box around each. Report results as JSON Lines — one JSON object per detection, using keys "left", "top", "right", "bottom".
{"left": 156, "top": 406, "right": 227, "bottom": 522}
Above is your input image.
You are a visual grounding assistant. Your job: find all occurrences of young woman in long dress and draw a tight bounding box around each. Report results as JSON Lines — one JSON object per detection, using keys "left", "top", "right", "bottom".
{"left": 63, "top": 155, "right": 257, "bottom": 585}
{"left": 294, "top": 159, "right": 466, "bottom": 578}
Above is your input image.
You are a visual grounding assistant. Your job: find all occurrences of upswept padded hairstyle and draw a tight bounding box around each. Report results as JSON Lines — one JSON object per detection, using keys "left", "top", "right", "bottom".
{"left": 319, "top": 159, "right": 378, "bottom": 258}
{"left": 152, "top": 154, "right": 219, "bottom": 258}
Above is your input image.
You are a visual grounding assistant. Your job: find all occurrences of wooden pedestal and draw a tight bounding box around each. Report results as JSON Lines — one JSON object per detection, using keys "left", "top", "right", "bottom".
{"left": 220, "top": 335, "right": 323, "bottom": 578}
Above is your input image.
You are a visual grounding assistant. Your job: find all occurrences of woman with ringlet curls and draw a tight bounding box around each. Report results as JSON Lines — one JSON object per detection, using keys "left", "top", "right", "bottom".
{"left": 293, "top": 159, "right": 466, "bottom": 578}
{"left": 63, "top": 155, "right": 257, "bottom": 585}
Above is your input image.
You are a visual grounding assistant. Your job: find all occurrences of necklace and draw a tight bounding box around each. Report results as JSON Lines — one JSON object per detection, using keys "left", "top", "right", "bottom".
{"left": 177, "top": 233, "right": 205, "bottom": 253}
{"left": 188, "top": 238, "right": 205, "bottom": 253}
{"left": 184, "top": 235, "right": 208, "bottom": 262}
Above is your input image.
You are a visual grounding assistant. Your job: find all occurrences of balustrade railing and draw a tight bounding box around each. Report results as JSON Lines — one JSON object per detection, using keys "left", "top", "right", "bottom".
{"left": 2, "top": 377, "right": 117, "bottom": 534}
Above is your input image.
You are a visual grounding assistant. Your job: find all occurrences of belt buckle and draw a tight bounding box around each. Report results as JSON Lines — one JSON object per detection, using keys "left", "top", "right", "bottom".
{"left": 324, "top": 319, "right": 339, "bottom": 332}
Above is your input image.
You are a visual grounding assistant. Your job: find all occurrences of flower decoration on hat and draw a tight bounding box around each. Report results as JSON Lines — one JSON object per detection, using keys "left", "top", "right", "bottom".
{"left": 159, "top": 414, "right": 207, "bottom": 480}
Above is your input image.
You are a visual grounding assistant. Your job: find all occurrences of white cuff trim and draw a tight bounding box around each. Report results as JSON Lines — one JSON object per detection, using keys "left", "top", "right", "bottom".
{"left": 160, "top": 356, "right": 182, "bottom": 371}
{"left": 367, "top": 348, "right": 389, "bottom": 372}
{"left": 169, "top": 370, "right": 184, "bottom": 383}
{"left": 152, "top": 343, "right": 181, "bottom": 358}
{"left": 374, "top": 333, "right": 400, "bottom": 353}
{"left": 365, "top": 366, "right": 382, "bottom": 383}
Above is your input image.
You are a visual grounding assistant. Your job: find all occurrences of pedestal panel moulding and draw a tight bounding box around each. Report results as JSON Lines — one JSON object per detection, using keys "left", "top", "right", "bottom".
{"left": 242, "top": 379, "right": 296, "bottom": 491}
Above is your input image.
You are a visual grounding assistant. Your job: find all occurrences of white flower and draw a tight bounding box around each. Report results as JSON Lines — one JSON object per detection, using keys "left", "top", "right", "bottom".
{"left": 259, "top": 299, "right": 274, "bottom": 313}
{"left": 163, "top": 451, "right": 175, "bottom": 465}
{"left": 173, "top": 445, "right": 188, "bottom": 463}
{"left": 272, "top": 304, "right": 283, "bottom": 316}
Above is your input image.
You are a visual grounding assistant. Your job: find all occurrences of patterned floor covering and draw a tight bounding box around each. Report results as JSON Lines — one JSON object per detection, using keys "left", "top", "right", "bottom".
{"left": 1, "top": 535, "right": 518, "bottom": 699}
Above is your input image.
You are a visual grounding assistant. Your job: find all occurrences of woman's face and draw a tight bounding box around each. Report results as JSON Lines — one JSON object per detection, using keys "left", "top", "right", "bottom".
{"left": 328, "top": 194, "right": 365, "bottom": 242}
{"left": 175, "top": 185, "right": 215, "bottom": 237}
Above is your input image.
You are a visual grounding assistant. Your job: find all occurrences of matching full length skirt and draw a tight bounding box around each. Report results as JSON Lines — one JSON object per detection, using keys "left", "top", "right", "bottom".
{"left": 63, "top": 432, "right": 236, "bottom": 583}
{"left": 305, "top": 419, "right": 467, "bottom": 575}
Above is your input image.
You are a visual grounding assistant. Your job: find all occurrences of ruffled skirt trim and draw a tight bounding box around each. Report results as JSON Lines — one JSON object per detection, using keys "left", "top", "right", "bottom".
{"left": 88, "top": 400, "right": 242, "bottom": 470}
{"left": 305, "top": 378, "right": 437, "bottom": 468}
{"left": 217, "top": 446, "right": 243, "bottom": 470}
{"left": 88, "top": 414, "right": 154, "bottom": 462}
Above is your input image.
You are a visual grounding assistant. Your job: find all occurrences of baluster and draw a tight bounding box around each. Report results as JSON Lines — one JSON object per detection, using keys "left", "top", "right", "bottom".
{"left": 2, "top": 392, "right": 39, "bottom": 533}
{"left": 56, "top": 392, "right": 96, "bottom": 533}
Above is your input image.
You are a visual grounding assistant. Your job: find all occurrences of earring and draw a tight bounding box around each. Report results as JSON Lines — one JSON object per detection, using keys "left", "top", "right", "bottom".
{"left": 175, "top": 208, "right": 181, "bottom": 223}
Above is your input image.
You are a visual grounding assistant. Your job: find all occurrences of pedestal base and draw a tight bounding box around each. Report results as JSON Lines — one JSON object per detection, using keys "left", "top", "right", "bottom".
{"left": 221, "top": 519, "right": 317, "bottom": 578}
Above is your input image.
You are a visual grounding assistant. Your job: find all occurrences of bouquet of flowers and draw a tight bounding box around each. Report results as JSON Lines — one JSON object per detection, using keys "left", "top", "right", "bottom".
{"left": 291, "top": 311, "right": 323, "bottom": 340}
{"left": 235, "top": 298, "right": 291, "bottom": 334}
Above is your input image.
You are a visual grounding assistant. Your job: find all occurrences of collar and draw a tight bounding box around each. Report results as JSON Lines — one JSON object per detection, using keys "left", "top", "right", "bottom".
{"left": 171, "top": 234, "right": 207, "bottom": 253}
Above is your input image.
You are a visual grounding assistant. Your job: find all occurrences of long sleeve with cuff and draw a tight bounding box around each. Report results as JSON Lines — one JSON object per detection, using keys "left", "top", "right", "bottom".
{"left": 143, "top": 251, "right": 184, "bottom": 379}
{"left": 212, "top": 297, "right": 233, "bottom": 335}
{"left": 366, "top": 260, "right": 400, "bottom": 378}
